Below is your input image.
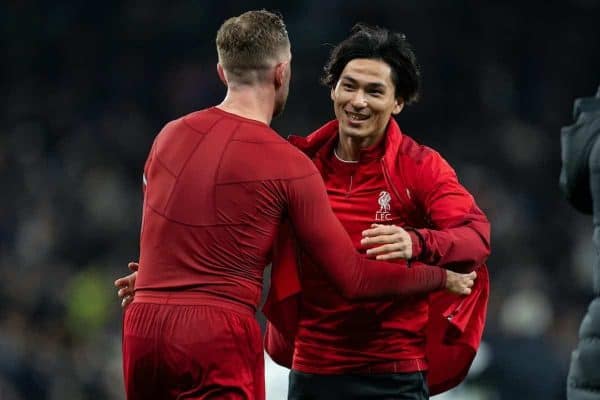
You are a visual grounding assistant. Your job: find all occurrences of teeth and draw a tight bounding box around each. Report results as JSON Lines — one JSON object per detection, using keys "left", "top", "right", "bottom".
{"left": 348, "top": 112, "right": 367, "bottom": 121}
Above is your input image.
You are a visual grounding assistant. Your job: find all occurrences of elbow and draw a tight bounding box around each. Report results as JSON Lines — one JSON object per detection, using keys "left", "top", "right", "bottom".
{"left": 467, "top": 239, "right": 491, "bottom": 270}
{"left": 467, "top": 219, "right": 492, "bottom": 266}
{"left": 450, "top": 240, "right": 491, "bottom": 273}
{"left": 478, "top": 225, "right": 492, "bottom": 264}
{"left": 471, "top": 234, "right": 491, "bottom": 266}
{"left": 481, "top": 239, "right": 491, "bottom": 263}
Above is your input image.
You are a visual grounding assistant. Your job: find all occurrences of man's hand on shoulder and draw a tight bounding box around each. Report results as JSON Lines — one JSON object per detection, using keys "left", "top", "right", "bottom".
{"left": 361, "top": 224, "right": 413, "bottom": 260}
{"left": 114, "top": 261, "right": 139, "bottom": 308}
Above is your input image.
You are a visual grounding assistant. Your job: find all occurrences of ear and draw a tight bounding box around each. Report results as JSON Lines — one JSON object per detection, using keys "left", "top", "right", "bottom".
{"left": 216, "top": 64, "right": 227, "bottom": 86}
{"left": 274, "top": 61, "right": 288, "bottom": 89}
{"left": 330, "top": 87, "right": 336, "bottom": 102}
{"left": 392, "top": 98, "right": 404, "bottom": 115}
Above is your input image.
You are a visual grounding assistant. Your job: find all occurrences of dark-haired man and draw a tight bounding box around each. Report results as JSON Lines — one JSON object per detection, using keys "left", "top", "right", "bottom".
{"left": 262, "top": 25, "right": 490, "bottom": 400}
{"left": 120, "top": 12, "right": 475, "bottom": 400}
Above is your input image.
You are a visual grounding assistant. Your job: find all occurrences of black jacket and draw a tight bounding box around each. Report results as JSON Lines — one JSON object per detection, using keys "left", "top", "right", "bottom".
{"left": 560, "top": 86, "right": 600, "bottom": 400}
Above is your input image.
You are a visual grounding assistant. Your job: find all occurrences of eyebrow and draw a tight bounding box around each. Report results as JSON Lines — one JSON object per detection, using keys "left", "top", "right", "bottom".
{"left": 340, "top": 75, "right": 387, "bottom": 91}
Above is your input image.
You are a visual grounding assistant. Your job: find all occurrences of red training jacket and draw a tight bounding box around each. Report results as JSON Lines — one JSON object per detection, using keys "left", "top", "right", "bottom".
{"left": 263, "top": 118, "right": 490, "bottom": 395}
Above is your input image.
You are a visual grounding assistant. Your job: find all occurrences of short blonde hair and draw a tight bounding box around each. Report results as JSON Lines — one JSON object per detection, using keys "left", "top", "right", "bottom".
{"left": 216, "top": 10, "right": 289, "bottom": 81}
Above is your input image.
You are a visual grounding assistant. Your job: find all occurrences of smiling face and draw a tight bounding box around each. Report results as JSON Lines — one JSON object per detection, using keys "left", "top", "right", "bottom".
{"left": 331, "top": 58, "right": 404, "bottom": 146}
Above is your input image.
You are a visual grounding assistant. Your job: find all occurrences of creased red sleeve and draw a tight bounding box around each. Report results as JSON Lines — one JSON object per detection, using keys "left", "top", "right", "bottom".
{"left": 285, "top": 169, "right": 446, "bottom": 299}
{"left": 412, "top": 152, "right": 491, "bottom": 272}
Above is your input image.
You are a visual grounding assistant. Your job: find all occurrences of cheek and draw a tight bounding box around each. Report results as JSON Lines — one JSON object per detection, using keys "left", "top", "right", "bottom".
{"left": 333, "top": 96, "right": 346, "bottom": 109}
{"left": 333, "top": 99, "right": 347, "bottom": 116}
{"left": 370, "top": 108, "right": 391, "bottom": 129}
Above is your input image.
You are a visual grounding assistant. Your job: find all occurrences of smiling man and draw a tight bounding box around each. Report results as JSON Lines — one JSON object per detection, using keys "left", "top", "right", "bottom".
{"left": 265, "top": 25, "right": 491, "bottom": 400}
{"left": 332, "top": 57, "right": 404, "bottom": 158}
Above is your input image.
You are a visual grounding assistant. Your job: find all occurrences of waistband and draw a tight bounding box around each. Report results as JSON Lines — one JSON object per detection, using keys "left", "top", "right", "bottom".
{"left": 362, "top": 358, "right": 427, "bottom": 374}
{"left": 133, "top": 291, "right": 255, "bottom": 317}
{"left": 293, "top": 358, "right": 428, "bottom": 375}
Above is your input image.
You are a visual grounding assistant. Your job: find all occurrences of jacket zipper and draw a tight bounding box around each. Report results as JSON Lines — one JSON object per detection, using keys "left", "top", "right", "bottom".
{"left": 446, "top": 297, "right": 467, "bottom": 321}
{"left": 380, "top": 158, "right": 411, "bottom": 209}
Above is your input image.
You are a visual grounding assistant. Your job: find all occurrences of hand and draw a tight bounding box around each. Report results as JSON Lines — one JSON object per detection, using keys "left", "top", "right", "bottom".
{"left": 445, "top": 270, "right": 476, "bottom": 295}
{"left": 114, "top": 262, "right": 139, "bottom": 308}
{"left": 361, "top": 224, "right": 413, "bottom": 260}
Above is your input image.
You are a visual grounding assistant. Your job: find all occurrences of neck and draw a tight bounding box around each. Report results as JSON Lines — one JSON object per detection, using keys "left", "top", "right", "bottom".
{"left": 335, "top": 131, "right": 385, "bottom": 161}
{"left": 217, "top": 85, "right": 275, "bottom": 125}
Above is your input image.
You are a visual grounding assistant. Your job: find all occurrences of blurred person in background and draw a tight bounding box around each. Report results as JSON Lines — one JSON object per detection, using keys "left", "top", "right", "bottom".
{"left": 119, "top": 10, "right": 472, "bottom": 400}
{"left": 118, "top": 24, "right": 488, "bottom": 400}
{"left": 559, "top": 86, "right": 600, "bottom": 400}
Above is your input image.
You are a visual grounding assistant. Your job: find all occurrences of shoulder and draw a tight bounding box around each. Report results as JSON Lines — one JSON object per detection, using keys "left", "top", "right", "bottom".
{"left": 391, "top": 133, "right": 457, "bottom": 194}
{"left": 398, "top": 134, "right": 439, "bottom": 164}
{"left": 397, "top": 134, "right": 451, "bottom": 172}
{"left": 272, "top": 140, "right": 320, "bottom": 178}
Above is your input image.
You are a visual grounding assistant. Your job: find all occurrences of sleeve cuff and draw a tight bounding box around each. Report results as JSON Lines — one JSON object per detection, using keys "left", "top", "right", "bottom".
{"left": 437, "top": 267, "right": 447, "bottom": 290}
{"left": 407, "top": 229, "right": 424, "bottom": 259}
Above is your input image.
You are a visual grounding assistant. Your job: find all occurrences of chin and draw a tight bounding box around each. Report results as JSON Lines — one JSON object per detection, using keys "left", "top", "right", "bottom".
{"left": 341, "top": 123, "right": 370, "bottom": 138}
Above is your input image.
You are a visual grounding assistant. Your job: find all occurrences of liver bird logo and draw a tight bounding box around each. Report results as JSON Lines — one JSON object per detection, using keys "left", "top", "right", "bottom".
{"left": 378, "top": 191, "right": 391, "bottom": 212}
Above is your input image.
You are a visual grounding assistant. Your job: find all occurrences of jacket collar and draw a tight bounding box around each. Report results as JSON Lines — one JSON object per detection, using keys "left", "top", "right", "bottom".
{"left": 289, "top": 118, "right": 405, "bottom": 164}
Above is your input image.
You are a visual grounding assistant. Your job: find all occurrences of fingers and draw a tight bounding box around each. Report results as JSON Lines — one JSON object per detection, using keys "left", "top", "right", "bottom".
{"left": 362, "top": 224, "right": 400, "bottom": 238}
{"left": 114, "top": 272, "right": 136, "bottom": 288}
{"left": 460, "top": 272, "right": 477, "bottom": 294}
{"left": 446, "top": 270, "right": 477, "bottom": 296}
{"left": 121, "top": 295, "right": 134, "bottom": 308}
{"left": 118, "top": 286, "right": 134, "bottom": 299}
{"left": 116, "top": 262, "right": 139, "bottom": 309}
{"left": 361, "top": 234, "right": 404, "bottom": 246}
{"left": 375, "top": 251, "right": 410, "bottom": 261}
{"left": 366, "top": 243, "right": 404, "bottom": 255}
{"left": 114, "top": 277, "right": 130, "bottom": 288}
{"left": 455, "top": 284, "right": 472, "bottom": 296}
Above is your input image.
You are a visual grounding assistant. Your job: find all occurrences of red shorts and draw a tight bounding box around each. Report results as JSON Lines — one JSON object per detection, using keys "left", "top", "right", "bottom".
{"left": 122, "top": 300, "right": 264, "bottom": 400}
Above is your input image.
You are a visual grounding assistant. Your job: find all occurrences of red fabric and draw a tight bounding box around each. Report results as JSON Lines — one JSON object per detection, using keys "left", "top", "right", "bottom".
{"left": 291, "top": 138, "right": 429, "bottom": 374}
{"left": 264, "top": 118, "right": 490, "bottom": 394}
{"left": 137, "top": 107, "right": 445, "bottom": 306}
{"left": 425, "top": 266, "right": 489, "bottom": 394}
{"left": 123, "top": 302, "right": 264, "bottom": 400}
{"left": 261, "top": 221, "right": 301, "bottom": 342}
{"left": 132, "top": 108, "right": 448, "bottom": 397}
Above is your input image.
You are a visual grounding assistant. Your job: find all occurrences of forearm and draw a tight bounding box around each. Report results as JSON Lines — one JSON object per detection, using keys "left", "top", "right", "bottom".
{"left": 288, "top": 173, "right": 446, "bottom": 299}
{"left": 326, "top": 250, "right": 447, "bottom": 299}
{"left": 414, "top": 154, "right": 491, "bottom": 272}
{"left": 409, "top": 215, "right": 490, "bottom": 272}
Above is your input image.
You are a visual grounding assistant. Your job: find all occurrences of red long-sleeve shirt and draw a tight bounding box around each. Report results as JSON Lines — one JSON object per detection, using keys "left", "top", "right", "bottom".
{"left": 134, "top": 107, "right": 446, "bottom": 313}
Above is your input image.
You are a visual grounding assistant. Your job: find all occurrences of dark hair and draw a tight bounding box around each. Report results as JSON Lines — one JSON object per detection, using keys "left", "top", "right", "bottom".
{"left": 322, "top": 24, "right": 421, "bottom": 104}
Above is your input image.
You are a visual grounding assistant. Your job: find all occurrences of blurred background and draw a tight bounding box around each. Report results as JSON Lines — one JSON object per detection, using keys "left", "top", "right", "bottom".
{"left": 1, "top": 0, "right": 599, "bottom": 399}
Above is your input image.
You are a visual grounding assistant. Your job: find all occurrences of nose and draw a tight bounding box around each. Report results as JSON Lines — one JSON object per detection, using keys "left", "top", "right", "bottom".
{"left": 350, "top": 91, "right": 367, "bottom": 109}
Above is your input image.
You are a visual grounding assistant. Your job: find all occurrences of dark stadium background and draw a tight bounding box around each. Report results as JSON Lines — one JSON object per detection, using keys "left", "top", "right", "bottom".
{"left": 1, "top": 1, "right": 599, "bottom": 399}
